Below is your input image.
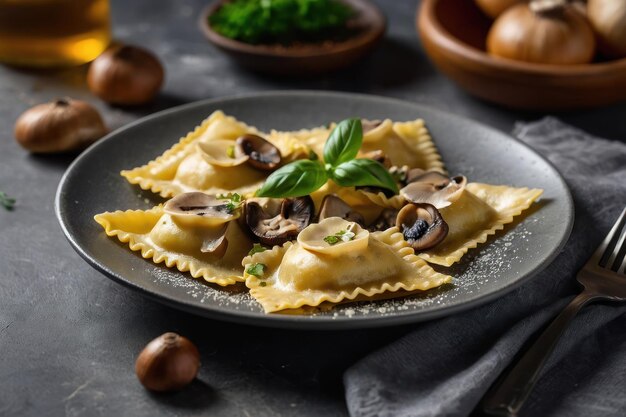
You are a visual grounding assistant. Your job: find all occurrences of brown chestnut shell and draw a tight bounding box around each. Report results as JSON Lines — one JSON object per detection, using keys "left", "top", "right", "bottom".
{"left": 88, "top": 44, "right": 164, "bottom": 105}
{"left": 14, "top": 98, "right": 107, "bottom": 153}
{"left": 135, "top": 332, "right": 200, "bottom": 392}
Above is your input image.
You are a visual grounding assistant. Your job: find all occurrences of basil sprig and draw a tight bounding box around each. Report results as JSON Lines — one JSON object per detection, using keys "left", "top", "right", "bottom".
{"left": 323, "top": 118, "right": 363, "bottom": 166}
{"left": 256, "top": 119, "right": 399, "bottom": 198}
{"left": 256, "top": 160, "right": 327, "bottom": 198}
{"left": 330, "top": 158, "right": 399, "bottom": 192}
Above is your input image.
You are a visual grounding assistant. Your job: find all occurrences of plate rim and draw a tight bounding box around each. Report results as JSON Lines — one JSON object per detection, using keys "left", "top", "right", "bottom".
{"left": 55, "top": 90, "right": 574, "bottom": 329}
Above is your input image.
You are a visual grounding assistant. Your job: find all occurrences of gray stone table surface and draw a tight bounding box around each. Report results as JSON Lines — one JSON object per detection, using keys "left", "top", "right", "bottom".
{"left": 1, "top": 1, "right": 625, "bottom": 416}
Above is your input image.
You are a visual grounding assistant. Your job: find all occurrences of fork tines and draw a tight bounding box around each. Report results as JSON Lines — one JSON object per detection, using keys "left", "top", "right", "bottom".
{"left": 597, "top": 207, "right": 626, "bottom": 274}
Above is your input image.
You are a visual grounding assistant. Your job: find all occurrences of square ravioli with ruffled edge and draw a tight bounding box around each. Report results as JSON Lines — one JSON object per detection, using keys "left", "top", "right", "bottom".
{"left": 300, "top": 118, "right": 446, "bottom": 173}
{"left": 94, "top": 193, "right": 254, "bottom": 286}
{"left": 121, "top": 111, "right": 310, "bottom": 198}
{"left": 242, "top": 217, "right": 452, "bottom": 313}
{"left": 413, "top": 183, "right": 543, "bottom": 267}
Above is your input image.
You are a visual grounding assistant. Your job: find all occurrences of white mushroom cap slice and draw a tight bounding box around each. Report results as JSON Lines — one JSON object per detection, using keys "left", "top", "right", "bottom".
{"left": 318, "top": 194, "right": 365, "bottom": 226}
{"left": 362, "top": 119, "right": 393, "bottom": 143}
{"left": 298, "top": 217, "right": 369, "bottom": 256}
{"left": 400, "top": 172, "right": 467, "bottom": 209}
{"left": 164, "top": 192, "right": 239, "bottom": 226}
{"left": 199, "top": 223, "right": 229, "bottom": 257}
{"left": 197, "top": 140, "right": 248, "bottom": 167}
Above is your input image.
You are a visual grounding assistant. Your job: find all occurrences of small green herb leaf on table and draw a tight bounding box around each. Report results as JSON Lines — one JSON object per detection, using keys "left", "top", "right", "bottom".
{"left": 0, "top": 191, "right": 15, "bottom": 211}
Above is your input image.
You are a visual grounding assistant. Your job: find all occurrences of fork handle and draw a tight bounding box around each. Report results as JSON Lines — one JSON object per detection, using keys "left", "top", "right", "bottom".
{"left": 481, "top": 291, "right": 600, "bottom": 416}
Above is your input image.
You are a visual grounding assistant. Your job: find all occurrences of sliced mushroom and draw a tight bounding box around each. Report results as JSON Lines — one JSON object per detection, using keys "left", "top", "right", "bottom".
{"left": 197, "top": 140, "right": 248, "bottom": 167}
{"left": 400, "top": 171, "right": 467, "bottom": 209}
{"left": 361, "top": 119, "right": 383, "bottom": 134}
{"left": 199, "top": 223, "right": 229, "bottom": 257}
{"left": 396, "top": 203, "right": 448, "bottom": 251}
{"left": 361, "top": 150, "right": 392, "bottom": 169}
{"left": 298, "top": 217, "right": 369, "bottom": 256}
{"left": 368, "top": 208, "right": 399, "bottom": 232}
{"left": 318, "top": 195, "right": 365, "bottom": 226}
{"left": 405, "top": 168, "right": 426, "bottom": 184}
{"left": 164, "top": 192, "right": 239, "bottom": 226}
{"left": 235, "top": 134, "right": 281, "bottom": 171}
{"left": 245, "top": 196, "right": 314, "bottom": 246}
{"left": 361, "top": 118, "right": 393, "bottom": 143}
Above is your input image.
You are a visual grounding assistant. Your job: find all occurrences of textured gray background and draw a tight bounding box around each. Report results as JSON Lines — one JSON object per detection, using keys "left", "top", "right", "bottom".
{"left": 0, "top": 1, "right": 624, "bottom": 416}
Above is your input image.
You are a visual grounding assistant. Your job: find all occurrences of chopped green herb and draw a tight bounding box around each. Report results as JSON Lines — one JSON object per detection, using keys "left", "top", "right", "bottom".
{"left": 209, "top": 0, "right": 353, "bottom": 45}
{"left": 324, "top": 229, "right": 356, "bottom": 245}
{"left": 226, "top": 145, "right": 236, "bottom": 158}
{"left": 217, "top": 192, "right": 243, "bottom": 213}
{"left": 308, "top": 149, "right": 319, "bottom": 161}
{"left": 248, "top": 243, "right": 268, "bottom": 256}
{"left": 390, "top": 166, "right": 407, "bottom": 183}
{"left": 323, "top": 235, "right": 340, "bottom": 245}
{"left": 0, "top": 191, "right": 15, "bottom": 211}
{"left": 246, "top": 263, "right": 266, "bottom": 277}
{"left": 260, "top": 282, "right": 267, "bottom": 287}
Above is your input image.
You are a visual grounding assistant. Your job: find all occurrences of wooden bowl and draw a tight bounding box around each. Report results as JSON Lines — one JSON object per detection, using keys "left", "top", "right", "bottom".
{"left": 417, "top": 0, "right": 626, "bottom": 110}
{"left": 200, "top": 0, "right": 386, "bottom": 75}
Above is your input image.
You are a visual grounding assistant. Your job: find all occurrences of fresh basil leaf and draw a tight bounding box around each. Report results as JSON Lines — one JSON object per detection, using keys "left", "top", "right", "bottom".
{"left": 323, "top": 118, "right": 363, "bottom": 167}
{"left": 330, "top": 158, "right": 399, "bottom": 194}
{"left": 256, "top": 159, "right": 327, "bottom": 198}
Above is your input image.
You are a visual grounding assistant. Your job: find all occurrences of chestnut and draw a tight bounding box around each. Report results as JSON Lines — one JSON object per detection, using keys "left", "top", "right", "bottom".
{"left": 88, "top": 44, "right": 164, "bottom": 106}
{"left": 135, "top": 332, "right": 200, "bottom": 392}
{"left": 14, "top": 98, "right": 107, "bottom": 153}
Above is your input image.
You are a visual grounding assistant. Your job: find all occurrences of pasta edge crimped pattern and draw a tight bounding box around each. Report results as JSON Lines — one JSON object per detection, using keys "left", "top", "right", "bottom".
{"left": 94, "top": 206, "right": 244, "bottom": 286}
{"left": 243, "top": 228, "right": 452, "bottom": 313}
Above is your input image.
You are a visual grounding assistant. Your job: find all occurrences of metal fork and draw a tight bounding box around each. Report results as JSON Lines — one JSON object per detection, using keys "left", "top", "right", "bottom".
{"left": 481, "top": 207, "right": 626, "bottom": 417}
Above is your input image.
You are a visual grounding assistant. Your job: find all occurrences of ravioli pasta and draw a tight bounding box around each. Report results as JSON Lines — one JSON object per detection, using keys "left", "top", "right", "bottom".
{"left": 418, "top": 183, "right": 543, "bottom": 266}
{"left": 94, "top": 206, "right": 251, "bottom": 286}
{"left": 94, "top": 111, "right": 544, "bottom": 314}
{"left": 243, "top": 222, "right": 452, "bottom": 313}
{"left": 121, "top": 111, "right": 310, "bottom": 198}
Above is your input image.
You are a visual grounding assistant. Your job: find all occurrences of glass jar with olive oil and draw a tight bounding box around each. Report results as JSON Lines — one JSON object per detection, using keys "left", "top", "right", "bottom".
{"left": 0, "top": 0, "right": 111, "bottom": 67}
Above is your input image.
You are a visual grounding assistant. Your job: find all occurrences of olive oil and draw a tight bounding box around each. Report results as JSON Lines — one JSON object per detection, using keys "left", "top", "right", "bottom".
{"left": 0, "top": 0, "right": 111, "bottom": 67}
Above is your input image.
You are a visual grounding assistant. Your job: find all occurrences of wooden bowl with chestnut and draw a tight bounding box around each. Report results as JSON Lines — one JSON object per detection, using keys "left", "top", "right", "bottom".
{"left": 417, "top": 0, "right": 626, "bottom": 110}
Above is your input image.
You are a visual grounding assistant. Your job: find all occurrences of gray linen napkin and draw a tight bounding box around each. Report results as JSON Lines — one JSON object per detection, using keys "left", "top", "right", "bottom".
{"left": 344, "top": 117, "right": 626, "bottom": 417}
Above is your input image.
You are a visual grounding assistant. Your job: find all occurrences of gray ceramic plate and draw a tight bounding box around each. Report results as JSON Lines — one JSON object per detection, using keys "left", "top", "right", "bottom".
{"left": 56, "top": 91, "right": 573, "bottom": 329}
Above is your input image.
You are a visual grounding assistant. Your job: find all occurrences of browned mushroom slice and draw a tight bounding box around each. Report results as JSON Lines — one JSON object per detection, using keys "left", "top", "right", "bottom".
{"left": 400, "top": 171, "right": 467, "bottom": 208}
{"left": 163, "top": 192, "right": 239, "bottom": 226}
{"left": 396, "top": 203, "right": 448, "bottom": 251}
{"left": 235, "top": 134, "right": 282, "bottom": 171}
{"left": 368, "top": 208, "right": 399, "bottom": 232}
{"left": 361, "top": 150, "right": 392, "bottom": 169}
{"left": 245, "top": 196, "right": 314, "bottom": 246}
{"left": 318, "top": 195, "right": 365, "bottom": 226}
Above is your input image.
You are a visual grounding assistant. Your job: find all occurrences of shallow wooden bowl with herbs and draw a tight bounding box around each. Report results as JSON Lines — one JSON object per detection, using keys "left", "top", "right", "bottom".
{"left": 417, "top": 0, "right": 626, "bottom": 110}
{"left": 200, "top": 0, "right": 385, "bottom": 75}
